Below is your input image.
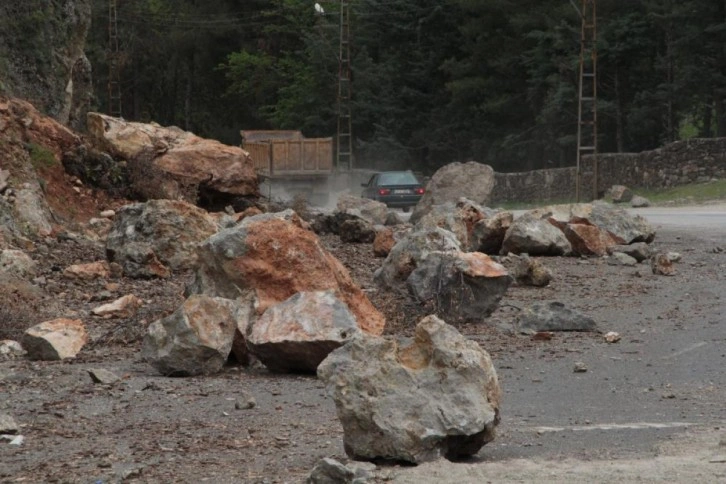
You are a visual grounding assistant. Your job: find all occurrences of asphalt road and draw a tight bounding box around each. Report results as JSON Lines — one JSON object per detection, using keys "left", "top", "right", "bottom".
{"left": 393, "top": 204, "right": 726, "bottom": 482}
{"left": 632, "top": 204, "right": 726, "bottom": 231}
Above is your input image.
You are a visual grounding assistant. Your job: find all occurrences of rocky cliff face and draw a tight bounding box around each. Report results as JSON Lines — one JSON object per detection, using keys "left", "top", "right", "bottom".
{"left": 0, "top": 1, "right": 92, "bottom": 130}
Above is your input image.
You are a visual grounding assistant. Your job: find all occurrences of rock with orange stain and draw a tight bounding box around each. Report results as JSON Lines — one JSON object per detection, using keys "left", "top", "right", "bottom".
{"left": 91, "top": 294, "right": 143, "bottom": 319}
{"left": 188, "top": 210, "right": 385, "bottom": 336}
{"left": 87, "top": 113, "right": 258, "bottom": 198}
{"left": 247, "top": 290, "right": 361, "bottom": 373}
{"left": 22, "top": 319, "right": 88, "bottom": 360}
{"left": 373, "top": 227, "right": 395, "bottom": 257}
{"left": 63, "top": 261, "right": 110, "bottom": 280}
{"left": 563, "top": 220, "right": 619, "bottom": 256}
{"left": 407, "top": 251, "right": 511, "bottom": 322}
{"left": 318, "top": 314, "right": 501, "bottom": 464}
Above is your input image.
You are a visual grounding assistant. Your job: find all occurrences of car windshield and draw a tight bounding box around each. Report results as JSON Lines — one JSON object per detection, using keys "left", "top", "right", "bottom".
{"left": 378, "top": 172, "right": 418, "bottom": 185}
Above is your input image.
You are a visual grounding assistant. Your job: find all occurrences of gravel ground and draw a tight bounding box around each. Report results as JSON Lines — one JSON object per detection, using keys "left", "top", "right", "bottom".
{"left": 1, "top": 222, "right": 725, "bottom": 483}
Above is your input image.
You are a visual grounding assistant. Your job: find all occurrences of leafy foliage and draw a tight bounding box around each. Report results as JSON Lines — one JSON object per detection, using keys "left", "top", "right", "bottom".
{"left": 85, "top": 0, "right": 726, "bottom": 173}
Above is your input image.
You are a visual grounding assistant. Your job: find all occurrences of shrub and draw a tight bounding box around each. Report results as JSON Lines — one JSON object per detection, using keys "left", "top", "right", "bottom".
{"left": 26, "top": 142, "right": 57, "bottom": 169}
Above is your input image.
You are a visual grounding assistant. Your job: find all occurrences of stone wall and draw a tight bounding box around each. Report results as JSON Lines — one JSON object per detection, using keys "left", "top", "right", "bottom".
{"left": 492, "top": 138, "right": 726, "bottom": 204}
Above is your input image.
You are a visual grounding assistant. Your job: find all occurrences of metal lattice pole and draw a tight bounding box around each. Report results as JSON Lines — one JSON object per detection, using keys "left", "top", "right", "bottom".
{"left": 575, "top": 0, "right": 597, "bottom": 201}
{"left": 337, "top": 0, "right": 353, "bottom": 171}
{"left": 108, "top": 0, "right": 122, "bottom": 118}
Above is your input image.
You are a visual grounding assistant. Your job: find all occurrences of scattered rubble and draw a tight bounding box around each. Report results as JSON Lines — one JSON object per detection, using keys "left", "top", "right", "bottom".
{"left": 604, "top": 331, "right": 622, "bottom": 343}
{"left": 608, "top": 252, "right": 638, "bottom": 266}
{"left": 608, "top": 242, "right": 651, "bottom": 262}
{"left": 517, "top": 301, "right": 597, "bottom": 333}
{"left": 0, "top": 414, "right": 19, "bottom": 434}
{"left": 652, "top": 253, "right": 676, "bottom": 276}
{"left": 87, "top": 368, "right": 121, "bottom": 385}
{"left": 62, "top": 261, "right": 110, "bottom": 280}
{"left": 0, "top": 340, "right": 26, "bottom": 360}
{"left": 307, "top": 458, "right": 375, "bottom": 484}
{"left": 91, "top": 294, "right": 143, "bottom": 319}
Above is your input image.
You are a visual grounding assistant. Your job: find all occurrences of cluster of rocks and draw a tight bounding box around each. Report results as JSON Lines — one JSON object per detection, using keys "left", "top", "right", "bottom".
{"left": 99, "top": 203, "right": 386, "bottom": 377}
{"left": 608, "top": 184, "right": 651, "bottom": 208}
{"left": 1, "top": 103, "right": 682, "bottom": 470}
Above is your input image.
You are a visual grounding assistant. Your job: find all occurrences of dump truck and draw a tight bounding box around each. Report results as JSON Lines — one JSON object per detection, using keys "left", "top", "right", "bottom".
{"left": 241, "top": 130, "right": 335, "bottom": 206}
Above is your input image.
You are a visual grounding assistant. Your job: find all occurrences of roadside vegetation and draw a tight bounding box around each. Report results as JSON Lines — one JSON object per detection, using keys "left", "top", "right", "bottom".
{"left": 634, "top": 179, "right": 726, "bottom": 205}
{"left": 495, "top": 179, "right": 726, "bottom": 210}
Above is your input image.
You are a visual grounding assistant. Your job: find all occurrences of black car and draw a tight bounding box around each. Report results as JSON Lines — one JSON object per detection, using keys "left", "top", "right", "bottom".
{"left": 361, "top": 171, "right": 425, "bottom": 211}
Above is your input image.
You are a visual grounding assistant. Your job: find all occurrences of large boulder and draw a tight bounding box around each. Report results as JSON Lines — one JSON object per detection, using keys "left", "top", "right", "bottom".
{"left": 86, "top": 113, "right": 259, "bottom": 198}
{"left": 609, "top": 185, "right": 633, "bottom": 203}
{"left": 22, "top": 319, "right": 88, "bottom": 360}
{"left": 471, "top": 210, "right": 514, "bottom": 254}
{"left": 412, "top": 198, "right": 490, "bottom": 251}
{"left": 562, "top": 221, "right": 619, "bottom": 256}
{"left": 142, "top": 295, "right": 242, "bottom": 376}
{"left": 318, "top": 315, "right": 501, "bottom": 464}
{"left": 540, "top": 202, "right": 655, "bottom": 245}
{"left": 501, "top": 212, "right": 572, "bottom": 256}
{"left": 188, "top": 210, "right": 385, "bottom": 336}
{"left": 587, "top": 202, "right": 655, "bottom": 244}
{"left": 374, "top": 228, "right": 461, "bottom": 290}
{"left": 407, "top": 252, "right": 511, "bottom": 322}
{"left": 336, "top": 195, "right": 388, "bottom": 226}
{"left": 106, "top": 199, "right": 218, "bottom": 278}
{"left": 247, "top": 291, "right": 362, "bottom": 373}
{"left": 410, "top": 162, "right": 495, "bottom": 224}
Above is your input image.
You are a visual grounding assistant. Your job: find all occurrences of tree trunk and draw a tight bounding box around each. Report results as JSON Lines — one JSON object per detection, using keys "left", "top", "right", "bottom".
{"left": 614, "top": 67, "right": 624, "bottom": 153}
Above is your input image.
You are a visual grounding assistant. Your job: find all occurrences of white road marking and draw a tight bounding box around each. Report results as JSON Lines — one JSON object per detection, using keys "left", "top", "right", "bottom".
{"left": 532, "top": 422, "right": 695, "bottom": 433}
{"left": 662, "top": 341, "right": 708, "bottom": 360}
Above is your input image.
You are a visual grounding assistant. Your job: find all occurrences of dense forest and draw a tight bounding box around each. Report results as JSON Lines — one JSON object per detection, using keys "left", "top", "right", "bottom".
{"left": 86, "top": 0, "right": 726, "bottom": 173}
